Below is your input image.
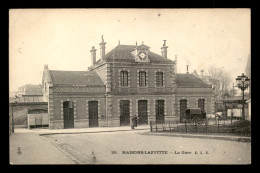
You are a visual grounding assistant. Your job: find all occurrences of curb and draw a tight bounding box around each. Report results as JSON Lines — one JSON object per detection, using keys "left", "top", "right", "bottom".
{"left": 39, "top": 128, "right": 150, "bottom": 136}
{"left": 142, "top": 132, "right": 251, "bottom": 142}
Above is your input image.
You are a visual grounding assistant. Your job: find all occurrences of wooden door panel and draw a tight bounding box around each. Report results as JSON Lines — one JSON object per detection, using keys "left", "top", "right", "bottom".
{"left": 156, "top": 100, "right": 164, "bottom": 123}
{"left": 120, "top": 100, "right": 130, "bottom": 126}
{"left": 89, "top": 101, "right": 98, "bottom": 127}
{"left": 63, "top": 101, "right": 74, "bottom": 129}
{"left": 180, "top": 99, "right": 187, "bottom": 122}
{"left": 138, "top": 100, "right": 148, "bottom": 124}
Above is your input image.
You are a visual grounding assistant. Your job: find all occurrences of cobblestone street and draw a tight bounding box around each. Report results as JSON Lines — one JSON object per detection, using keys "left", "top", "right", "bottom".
{"left": 41, "top": 130, "right": 251, "bottom": 164}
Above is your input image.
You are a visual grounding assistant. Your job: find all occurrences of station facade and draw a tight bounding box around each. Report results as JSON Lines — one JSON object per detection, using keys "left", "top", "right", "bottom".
{"left": 42, "top": 36, "right": 214, "bottom": 129}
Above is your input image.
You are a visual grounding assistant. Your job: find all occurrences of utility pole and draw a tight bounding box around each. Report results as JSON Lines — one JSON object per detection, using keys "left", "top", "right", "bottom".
{"left": 233, "top": 83, "right": 235, "bottom": 97}
{"left": 11, "top": 103, "right": 14, "bottom": 133}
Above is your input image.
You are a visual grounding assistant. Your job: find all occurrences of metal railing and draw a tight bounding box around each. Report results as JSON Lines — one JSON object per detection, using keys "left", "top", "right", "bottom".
{"left": 150, "top": 118, "right": 250, "bottom": 135}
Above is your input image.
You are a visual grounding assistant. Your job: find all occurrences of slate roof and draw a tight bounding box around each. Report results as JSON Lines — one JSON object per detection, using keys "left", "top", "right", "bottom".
{"left": 18, "top": 84, "right": 43, "bottom": 95}
{"left": 104, "top": 45, "right": 174, "bottom": 63}
{"left": 177, "top": 73, "right": 212, "bottom": 88}
{"left": 48, "top": 70, "right": 105, "bottom": 86}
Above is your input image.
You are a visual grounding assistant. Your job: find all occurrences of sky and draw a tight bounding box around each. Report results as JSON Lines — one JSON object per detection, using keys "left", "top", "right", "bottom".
{"left": 9, "top": 8, "right": 250, "bottom": 92}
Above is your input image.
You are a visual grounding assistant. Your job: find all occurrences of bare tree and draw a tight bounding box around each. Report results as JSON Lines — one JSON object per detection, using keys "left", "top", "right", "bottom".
{"left": 206, "top": 66, "right": 232, "bottom": 98}
{"left": 220, "top": 72, "right": 232, "bottom": 93}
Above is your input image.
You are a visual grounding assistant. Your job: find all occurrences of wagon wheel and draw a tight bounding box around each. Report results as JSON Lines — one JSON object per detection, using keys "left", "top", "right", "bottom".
{"left": 191, "top": 117, "right": 199, "bottom": 125}
{"left": 199, "top": 118, "right": 207, "bottom": 125}
{"left": 193, "top": 117, "right": 205, "bottom": 125}
{"left": 196, "top": 118, "right": 203, "bottom": 125}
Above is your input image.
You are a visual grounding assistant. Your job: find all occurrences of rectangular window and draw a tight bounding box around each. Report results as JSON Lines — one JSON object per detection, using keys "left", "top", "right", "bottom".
{"left": 139, "top": 71, "right": 146, "bottom": 86}
{"left": 156, "top": 72, "right": 163, "bottom": 86}
{"left": 198, "top": 99, "right": 205, "bottom": 111}
{"left": 120, "top": 71, "right": 128, "bottom": 86}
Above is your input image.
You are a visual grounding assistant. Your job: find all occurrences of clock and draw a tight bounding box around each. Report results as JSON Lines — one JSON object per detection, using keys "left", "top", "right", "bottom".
{"left": 138, "top": 51, "right": 147, "bottom": 60}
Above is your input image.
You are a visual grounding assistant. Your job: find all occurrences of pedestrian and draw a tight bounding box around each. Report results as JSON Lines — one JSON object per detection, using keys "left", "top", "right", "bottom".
{"left": 130, "top": 115, "right": 135, "bottom": 129}
{"left": 134, "top": 114, "right": 139, "bottom": 127}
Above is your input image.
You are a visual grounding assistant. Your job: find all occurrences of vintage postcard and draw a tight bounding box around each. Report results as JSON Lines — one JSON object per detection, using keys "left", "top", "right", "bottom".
{"left": 9, "top": 8, "right": 251, "bottom": 165}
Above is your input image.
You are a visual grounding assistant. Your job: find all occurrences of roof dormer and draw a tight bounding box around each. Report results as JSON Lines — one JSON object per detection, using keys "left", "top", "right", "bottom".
{"left": 129, "top": 42, "right": 150, "bottom": 63}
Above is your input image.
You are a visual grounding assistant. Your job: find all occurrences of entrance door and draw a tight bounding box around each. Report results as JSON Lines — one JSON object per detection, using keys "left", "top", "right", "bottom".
{"left": 63, "top": 101, "right": 74, "bottom": 129}
{"left": 120, "top": 100, "right": 130, "bottom": 126}
{"left": 89, "top": 101, "right": 98, "bottom": 127}
{"left": 198, "top": 99, "right": 205, "bottom": 111}
{"left": 138, "top": 100, "right": 148, "bottom": 124}
{"left": 180, "top": 99, "right": 187, "bottom": 122}
{"left": 156, "top": 100, "right": 164, "bottom": 123}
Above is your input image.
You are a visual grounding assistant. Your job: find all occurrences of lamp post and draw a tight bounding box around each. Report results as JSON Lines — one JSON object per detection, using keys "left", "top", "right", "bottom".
{"left": 11, "top": 95, "right": 18, "bottom": 133}
{"left": 11, "top": 103, "right": 14, "bottom": 133}
{"left": 236, "top": 73, "right": 250, "bottom": 120}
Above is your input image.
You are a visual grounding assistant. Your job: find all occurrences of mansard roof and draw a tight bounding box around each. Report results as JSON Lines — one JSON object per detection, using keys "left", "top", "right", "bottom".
{"left": 104, "top": 45, "right": 174, "bottom": 63}
{"left": 177, "top": 73, "right": 212, "bottom": 88}
{"left": 48, "top": 70, "right": 105, "bottom": 86}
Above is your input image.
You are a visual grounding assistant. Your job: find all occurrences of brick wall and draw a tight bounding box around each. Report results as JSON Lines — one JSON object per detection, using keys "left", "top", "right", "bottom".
{"left": 109, "top": 94, "right": 177, "bottom": 126}
{"left": 108, "top": 63, "right": 174, "bottom": 95}
{"left": 175, "top": 87, "right": 215, "bottom": 117}
{"left": 50, "top": 94, "right": 106, "bottom": 129}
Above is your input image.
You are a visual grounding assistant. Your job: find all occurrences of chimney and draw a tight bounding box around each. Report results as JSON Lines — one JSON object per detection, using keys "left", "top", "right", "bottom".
{"left": 99, "top": 35, "right": 106, "bottom": 60}
{"left": 186, "top": 65, "right": 189, "bottom": 74}
{"left": 90, "top": 46, "right": 97, "bottom": 65}
{"left": 200, "top": 69, "right": 204, "bottom": 77}
{"left": 44, "top": 64, "right": 48, "bottom": 70}
{"left": 161, "top": 40, "right": 168, "bottom": 59}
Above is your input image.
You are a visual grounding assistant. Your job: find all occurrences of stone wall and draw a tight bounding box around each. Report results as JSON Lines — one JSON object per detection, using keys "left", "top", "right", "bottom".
{"left": 9, "top": 103, "right": 48, "bottom": 126}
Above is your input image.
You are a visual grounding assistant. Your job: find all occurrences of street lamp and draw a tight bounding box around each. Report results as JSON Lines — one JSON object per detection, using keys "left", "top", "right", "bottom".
{"left": 11, "top": 95, "right": 19, "bottom": 133}
{"left": 236, "top": 73, "right": 250, "bottom": 120}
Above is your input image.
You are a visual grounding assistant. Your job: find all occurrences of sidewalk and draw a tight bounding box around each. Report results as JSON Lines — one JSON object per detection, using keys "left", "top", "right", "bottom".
{"left": 14, "top": 125, "right": 251, "bottom": 142}
{"left": 14, "top": 125, "right": 151, "bottom": 135}
{"left": 9, "top": 133, "right": 75, "bottom": 164}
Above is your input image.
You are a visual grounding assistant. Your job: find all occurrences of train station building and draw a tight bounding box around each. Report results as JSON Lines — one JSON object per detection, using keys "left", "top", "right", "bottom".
{"left": 42, "top": 36, "right": 215, "bottom": 129}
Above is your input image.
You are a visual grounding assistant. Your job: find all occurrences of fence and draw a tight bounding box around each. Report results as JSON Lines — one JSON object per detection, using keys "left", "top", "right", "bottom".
{"left": 9, "top": 113, "right": 13, "bottom": 135}
{"left": 150, "top": 118, "right": 250, "bottom": 135}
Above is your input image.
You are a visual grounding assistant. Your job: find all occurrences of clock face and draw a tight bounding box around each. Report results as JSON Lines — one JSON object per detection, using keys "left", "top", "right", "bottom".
{"left": 138, "top": 51, "right": 147, "bottom": 60}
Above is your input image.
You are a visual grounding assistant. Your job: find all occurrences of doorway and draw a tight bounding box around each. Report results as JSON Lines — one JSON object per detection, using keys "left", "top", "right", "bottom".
{"left": 63, "top": 101, "right": 74, "bottom": 129}
{"left": 180, "top": 99, "right": 187, "bottom": 122}
{"left": 155, "top": 100, "right": 165, "bottom": 123}
{"left": 120, "top": 100, "right": 130, "bottom": 126}
{"left": 89, "top": 101, "right": 98, "bottom": 127}
{"left": 138, "top": 100, "right": 148, "bottom": 124}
